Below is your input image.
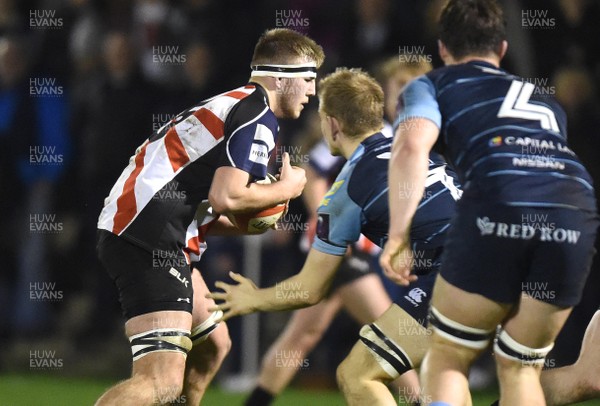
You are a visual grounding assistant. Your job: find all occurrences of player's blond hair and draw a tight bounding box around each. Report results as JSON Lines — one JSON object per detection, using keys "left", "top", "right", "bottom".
{"left": 374, "top": 56, "right": 432, "bottom": 86}
{"left": 318, "top": 68, "right": 384, "bottom": 138}
{"left": 251, "top": 28, "right": 325, "bottom": 67}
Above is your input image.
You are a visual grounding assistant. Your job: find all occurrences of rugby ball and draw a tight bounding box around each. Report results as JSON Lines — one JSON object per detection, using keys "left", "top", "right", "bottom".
{"left": 227, "top": 174, "right": 287, "bottom": 233}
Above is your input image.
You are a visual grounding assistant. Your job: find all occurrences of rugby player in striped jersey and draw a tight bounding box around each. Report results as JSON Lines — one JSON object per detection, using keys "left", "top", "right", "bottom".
{"left": 94, "top": 28, "right": 324, "bottom": 405}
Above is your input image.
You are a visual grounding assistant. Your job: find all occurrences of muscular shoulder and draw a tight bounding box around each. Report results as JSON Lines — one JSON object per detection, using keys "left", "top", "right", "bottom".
{"left": 224, "top": 85, "right": 278, "bottom": 137}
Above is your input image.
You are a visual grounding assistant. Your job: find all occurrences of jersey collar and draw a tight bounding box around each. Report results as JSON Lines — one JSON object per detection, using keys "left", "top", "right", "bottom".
{"left": 348, "top": 132, "right": 386, "bottom": 163}
{"left": 361, "top": 132, "right": 387, "bottom": 148}
{"left": 248, "top": 82, "right": 270, "bottom": 107}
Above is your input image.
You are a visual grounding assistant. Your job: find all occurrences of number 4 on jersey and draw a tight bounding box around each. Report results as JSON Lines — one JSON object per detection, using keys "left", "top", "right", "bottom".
{"left": 497, "top": 80, "right": 560, "bottom": 133}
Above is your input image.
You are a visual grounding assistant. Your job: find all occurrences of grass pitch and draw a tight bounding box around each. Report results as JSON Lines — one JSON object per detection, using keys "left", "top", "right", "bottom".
{"left": 1, "top": 374, "right": 599, "bottom": 405}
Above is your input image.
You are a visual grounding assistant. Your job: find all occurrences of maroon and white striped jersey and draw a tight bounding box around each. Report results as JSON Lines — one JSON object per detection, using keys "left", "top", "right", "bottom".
{"left": 98, "top": 83, "right": 278, "bottom": 263}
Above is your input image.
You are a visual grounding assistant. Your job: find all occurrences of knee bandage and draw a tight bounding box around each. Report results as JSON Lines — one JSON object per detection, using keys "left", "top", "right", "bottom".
{"left": 190, "top": 310, "right": 223, "bottom": 346}
{"left": 494, "top": 329, "right": 554, "bottom": 366}
{"left": 359, "top": 323, "right": 413, "bottom": 378}
{"left": 428, "top": 307, "right": 494, "bottom": 350}
{"left": 129, "top": 328, "right": 192, "bottom": 361}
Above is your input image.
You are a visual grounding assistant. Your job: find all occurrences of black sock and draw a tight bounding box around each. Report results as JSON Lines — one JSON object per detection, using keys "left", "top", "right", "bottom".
{"left": 490, "top": 400, "right": 499, "bottom": 406}
{"left": 245, "top": 386, "right": 275, "bottom": 406}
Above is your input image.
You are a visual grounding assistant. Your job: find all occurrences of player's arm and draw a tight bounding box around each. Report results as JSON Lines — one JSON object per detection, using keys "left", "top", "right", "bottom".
{"left": 209, "top": 152, "right": 305, "bottom": 214}
{"left": 204, "top": 215, "right": 245, "bottom": 236}
{"left": 380, "top": 77, "right": 441, "bottom": 285}
{"left": 207, "top": 248, "right": 343, "bottom": 321}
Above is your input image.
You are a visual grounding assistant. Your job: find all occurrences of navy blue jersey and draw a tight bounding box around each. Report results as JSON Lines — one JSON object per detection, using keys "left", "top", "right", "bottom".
{"left": 313, "top": 133, "right": 460, "bottom": 271}
{"left": 396, "top": 61, "right": 596, "bottom": 212}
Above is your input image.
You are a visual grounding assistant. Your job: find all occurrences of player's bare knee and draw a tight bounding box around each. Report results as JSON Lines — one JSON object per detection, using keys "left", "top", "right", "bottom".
{"left": 188, "top": 322, "right": 231, "bottom": 373}
{"left": 581, "top": 370, "right": 600, "bottom": 396}
{"left": 336, "top": 357, "right": 358, "bottom": 392}
{"left": 209, "top": 323, "right": 231, "bottom": 363}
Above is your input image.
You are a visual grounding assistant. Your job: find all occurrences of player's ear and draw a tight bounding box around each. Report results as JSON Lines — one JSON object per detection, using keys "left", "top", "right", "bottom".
{"left": 497, "top": 40, "right": 508, "bottom": 60}
{"left": 330, "top": 116, "right": 342, "bottom": 138}
{"left": 438, "top": 40, "right": 450, "bottom": 64}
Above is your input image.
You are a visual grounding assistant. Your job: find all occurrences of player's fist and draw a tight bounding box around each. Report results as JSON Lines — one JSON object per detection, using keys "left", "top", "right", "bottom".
{"left": 379, "top": 237, "right": 418, "bottom": 286}
{"left": 279, "top": 152, "right": 306, "bottom": 199}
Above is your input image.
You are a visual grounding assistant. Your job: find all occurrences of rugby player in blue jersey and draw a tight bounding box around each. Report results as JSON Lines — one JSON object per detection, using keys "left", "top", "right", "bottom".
{"left": 380, "top": 1, "right": 599, "bottom": 405}
{"left": 209, "top": 68, "right": 462, "bottom": 405}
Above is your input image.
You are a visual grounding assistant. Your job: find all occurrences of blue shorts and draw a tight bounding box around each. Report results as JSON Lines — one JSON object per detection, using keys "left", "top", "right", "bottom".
{"left": 440, "top": 199, "right": 599, "bottom": 307}
{"left": 395, "top": 269, "right": 438, "bottom": 327}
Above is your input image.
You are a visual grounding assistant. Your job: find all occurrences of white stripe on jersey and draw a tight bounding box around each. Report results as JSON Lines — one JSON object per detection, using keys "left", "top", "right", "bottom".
{"left": 226, "top": 106, "right": 270, "bottom": 167}
{"left": 98, "top": 85, "right": 257, "bottom": 236}
{"left": 175, "top": 113, "right": 223, "bottom": 160}
{"left": 97, "top": 141, "right": 148, "bottom": 232}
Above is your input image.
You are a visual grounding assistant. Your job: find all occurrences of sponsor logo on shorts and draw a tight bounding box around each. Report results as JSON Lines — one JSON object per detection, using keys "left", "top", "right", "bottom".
{"left": 169, "top": 268, "right": 190, "bottom": 288}
{"left": 404, "top": 287, "right": 427, "bottom": 307}
{"left": 476, "top": 217, "right": 581, "bottom": 244}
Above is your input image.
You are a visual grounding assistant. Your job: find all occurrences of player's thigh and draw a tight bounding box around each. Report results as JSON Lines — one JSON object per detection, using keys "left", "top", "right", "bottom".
{"left": 502, "top": 295, "right": 572, "bottom": 349}
{"left": 579, "top": 309, "right": 600, "bottom": 358}
{"left": 431, "top": 275, "right": 511, "bottom": 331}
{"left": 337, "top": 273, "right": 393, "bottom": 325}
{"left": 190, "top": 266, "right": 217, "bottom": 326}
{"left": 189, "top": 266, "right": 230, "bottom": 348}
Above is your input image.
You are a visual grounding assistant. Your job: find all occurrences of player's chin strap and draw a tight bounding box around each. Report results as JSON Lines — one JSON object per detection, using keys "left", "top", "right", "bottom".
{"left": 190, "top": 310, "right": 224, "bottom": 346}
{"left": 250, "top": 62, "right": 317, "bottom": 79}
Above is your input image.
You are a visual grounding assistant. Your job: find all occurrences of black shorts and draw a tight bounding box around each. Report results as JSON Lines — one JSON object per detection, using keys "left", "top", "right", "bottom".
{"left": 328, "top": 250, "right": 375, "bottom": 294}
{"left": 441, "top": 199, "right": 599, "bottom": 307}
{"left": 96, "top": 230, "right": 193, "bottom": 319}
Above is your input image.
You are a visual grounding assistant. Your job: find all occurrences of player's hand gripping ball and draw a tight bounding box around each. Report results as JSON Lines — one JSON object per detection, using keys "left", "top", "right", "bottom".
{"left": 227, "top": 174, "right": 288, "bottom": 233}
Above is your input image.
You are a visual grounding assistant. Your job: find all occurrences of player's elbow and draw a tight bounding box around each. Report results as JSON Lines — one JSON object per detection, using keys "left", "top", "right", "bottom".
{"left": 305, "top": 287, "right": 325, "bottom": 306}
{"left": 209, "top": 189, "right": 241, "bottom": 214}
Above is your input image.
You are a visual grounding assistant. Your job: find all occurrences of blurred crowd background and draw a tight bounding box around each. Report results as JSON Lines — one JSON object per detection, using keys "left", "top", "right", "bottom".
{"left": 1, "top": 0, "right": 599, "bottom": 393}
